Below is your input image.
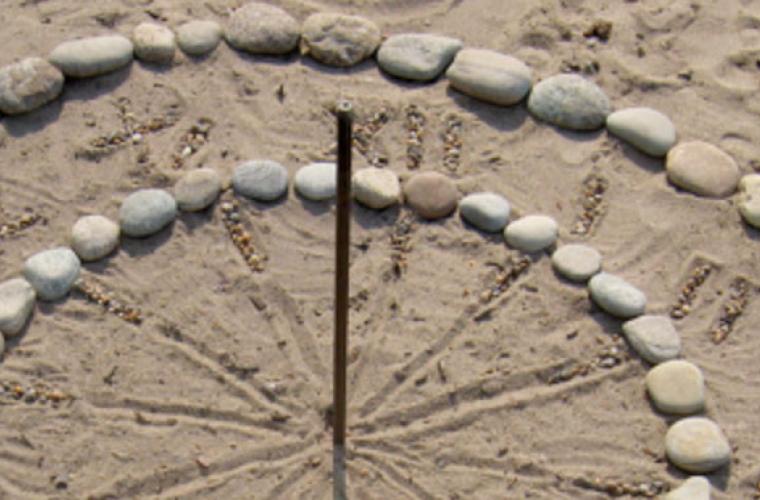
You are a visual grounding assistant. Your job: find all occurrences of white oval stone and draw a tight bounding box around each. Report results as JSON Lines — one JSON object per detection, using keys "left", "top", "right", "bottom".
{"left": 504, "top": 215, "right": 557, "bottom": 252}
{"left": 622, "top": 315, "right": 681, "bottom": 364}
{"left": 666, "top": 141, "right": 740, "bottom": 198}
{"left": 49, "top": 35, "right": 134, "bottom": 78}
{"left": 232, "top": 160, "right": 289, "bottom": 202}
{"left": 0, "top": 57, "right": 64, "bottom": 115}
{"left": 446, "top": 49, "right": 532, "bottom": 106}
{"left": 70, "top": 215, "right": 120, "bottom": 262}
{"left": 119, "top": 189, "right": 177, "bottom": 238}
{"left": 527, "top": 74, "right": 611, "bottom": 130}
{"left": 664, "top": 476, "right": 711, "bottom": 500}
{"left": 174, "top": 168, "right": 222, "bottom": 211}
{"left": 352, "top": 167, "right": 401, "bottom": 210}
{"left": 459, "top": 192, "right": 511, "bottom": 232}
{"left": 588, "top": 272, "right": 646, "bottom": 319}
{"left": 0, "top": 278, "right": 36, "bottom": 337}
{"left": 294, "top": 162, "right": 336, "bottom": 201}
{"left": 665, "top": 417, "right": 731, "bottom": 473}
{"left": 551, "top": 244, "right": 602, "bottom": 282}
{"left": 738, "top": 174, "right": 760, "bottom": 229}
{"left": 226, "top": 2, "right": 300, "bottom": 55}
{"left": 646, "top": 360, "right": 705, "bottom": 415}
{"left": 176, "top": 20, "right": 223, "bottom": 56}
{"left": 133, "top": 22, "right": 176, "bottom": 64}
{"left": 606, "top": 107, "right": 676, "bottom": 157}
{"left": 301, "top": 13, "right": 381, "bottom": 67}
{"left": 377, "top": 33, "right": 462, "bottom": 82}
{"left": 23, "top": 247, "right": 81, "bottom": 302}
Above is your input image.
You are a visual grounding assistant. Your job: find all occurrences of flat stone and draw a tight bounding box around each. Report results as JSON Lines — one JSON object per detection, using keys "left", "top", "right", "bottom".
{"left": 70, "top": 215, "right": 120, "bottom": 262}
{"left": 666, "top": 141, "right": 740, "bottom": 198}
{"left": 0, "top": 278, "right": 36, "bottom": 337}
{"left": 23, "top": 248, "right": 81, "bottom": 301}
{"left": 301, "top": 13, "right": 381, "bottom": 67}
{"left": 504, "top": 215, "right": 558, "bottom": 252}
{"left": 49, "top": 35, "right": 134, "bottom": 78}
{"left": 133, "top": 22, "right": 176, "bottom": 64}
{"left": 588, "top": 272, "right": 646, "bottom": 319}
{"left": 294, "top": 162, "right": 336, "bottom": 201}
{"left": 664, "top": 476, "right": 711, "bottom": 500}
{"left": 175, "top": 168, "right": 222, "bottom": 211}
{"left": 527, "top": 74, "right": 611, "bottom": 131}
{"left": 646, "top": 360, "right": 705, "bottom": 415}
{"left": 225, "top": 2, "right": 300, "bottom": 55}
{"left": 459, "top": 192, "right": 511, "bottom": 232}
{"left": 446, "top": 48, "right": 532, "bottom": 106}
{"left": 737, "top": 174, "right": 760, "bottom": 229}
{"left": 352, "top": 167, "right": 401, "bottom": 209}
{"left": 377, "top": 33, "right": 462, "bottom": 82}
{"left": 119, "top": 189, "right": 177, "bottom": 238}
{"left": 551, "top": 244, "right": 602, "bottom": 282}
{"left": 0, "top": 57, "right": 64, "bottom": 115}
{"left": 622, "top": 315, "right": 681, "bottom": 364}
{"left": 177, "top": 20, "right": 223, "bottom": 56}
{"left": 665, "top": 417, "right": 731, "bottom": 473}
{"left": 403, "top": 171, "right": 459, "bottom": 220}
{"left": 233, "top": 160, "right": 289, "bottom": 201}
{"left": 606, "top": 107, "right": 676, "bottom": 157}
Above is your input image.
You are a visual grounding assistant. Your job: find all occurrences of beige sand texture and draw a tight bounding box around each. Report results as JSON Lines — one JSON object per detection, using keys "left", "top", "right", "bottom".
{"left": 1, "top": 0, "right": 759, "bottom": 498}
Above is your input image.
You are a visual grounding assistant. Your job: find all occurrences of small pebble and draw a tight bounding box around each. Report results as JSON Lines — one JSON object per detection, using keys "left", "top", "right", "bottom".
{"left": 133, "top": 22, "right": 176, "bottom": 64}
{"left": 646, "top": 360, "right": 705, "bottom": 414}
{"left": 23, "top": 248, "right": 81, "bottom": 301}
{"left": 622, "top": 315, "right": 681, "bottom": 364}
{"left": 403, "top": 171, "right": 459, "bottom": 220}
{"left": 70, "top": 215, "right": 120, "bottom": 262}
{"left": 504, "top": 215, "right": 558, "bottom": 252}
{"left": 49, "top": 35, "right": 134, "bottom": 78}
{"left": 527, "top": 73, "right": 611, "bottom": 130}
{"left": 551, "top": 243, "right": 602, "bottom": 282}
{"left": 377, "top": 33, "right": 462, "bottom": 82}
{"left": 665, "top": 417, "right": 731, "bottom": 473}
{"left": 225, "top": 2, "right": 300, "bottom": 55}
{"left": 176, "top": 20, "right": 223, "bottom": 56}
{"left": 737, "top": 174, "right": 760, "bottom": 229}
{"left": 0, "top": 278, "right": 36, "bottom": 337}
{"left": 666, "top": 141, "right": 740, "bottom": 198}
{"left": 0, "top": 57, "right": 64, "bottom": 115}
{"left": 301, "top": 13, "right": 381, "bottom": 67}
{"left": 606, "top": 107, "right": 676, "bottom": 157}
{"left": 232, "top": 160, "right": 289, "bottom": 202}
{"left": 664, "top": 476, "right": 711, "bottom": 500}
{"left": 119, "top": 189, "right": 177, "bottom": 238}
{"left": 174, "top": 168, "right": 222, "bottom": 211}
{"left": 294, "top": 162, "right": 337, "bottom": 201}
{"left": 446, "top": 48, "right": 532, "bottom": 106}
{"left": 352, "top": 167, "right": 401, "bottom": 209}
{"left": 588, "top": 272, "right": 646, "bottom": 319}
{"left": 458, "top": 192, "right": 511, "bottom": 232}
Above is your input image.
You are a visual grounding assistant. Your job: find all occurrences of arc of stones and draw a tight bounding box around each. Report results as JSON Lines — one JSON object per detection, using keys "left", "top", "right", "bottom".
{"left": 0, "top": 0, "right": 741, "bottom": 489}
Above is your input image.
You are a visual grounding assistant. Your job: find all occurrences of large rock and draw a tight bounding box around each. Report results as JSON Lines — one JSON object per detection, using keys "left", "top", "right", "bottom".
{"left": 0, "top": 57, "right": 64, "bottom": 115}
{"left": 446, "top": 49, "right": 532, "bottom": 106}
{"left": 664, "top": 476, "right": 711, "bottom": 500}
{"left": 646, "top": 360, "right": 705, "bottom": 415}
{"left": 459, "top": 192, "right": 511, "bottom": 232}
{"left": 606, "top": 107, "right": 676, "bottom": 157}
{"left": 551, "top": 243, "right": 601, "bottom": 282}
{"left": 527, "top": 74, "right": 611, "bottom": 130}
{"left": 666, "top": 141, "right": 740, "bottom": 198}
{"left": 504, "top": 215, "right": 558, "bottom": 253}
{"left": 49, "top": 35, "right": 134, "bottom": 78}
{"left": 301, "top": 13, "right": 381, "bottom": 67}
{"left": 70, "top": 215, "right": 120, "bottom": 262}
{"left": 352, "top": 167, "right": 401, "bottom": 209}
{"left": 294, "top": 162, "right": 336, "bottom": 201}
{"left": 0, "top": 278, "right": 36, "bottom": 337}
{"left": 738, "top": 174, "right": 760, "bottom": 229}
{"left": 174, "top": 168, "right": 222, "bottom": 211}
{"left": 665, "top": 417, "right": 731, "bottom": 473}
{"left": 119, "top": 189, "right": 177, "bottom": 237}
{"left": 622, "top": 315, "right": 680, "bottom": 364}
{"left": 377, "top": 33, "right": 462, "bottom": 82}
{"left": 23, "top": 248, "right": 81, "bottom": 301}
{"left": 177, "top": 20, "right": 223, "bottom": 56}
{"left": 233, "top": 160, "right": 289, "bottom": 201}
{"left": 588, "top": 272, "right": 646, "bottom": 319}
{"left": 226, "top": 2, "right": 300, "bottom": 55}
{"left": 133, "top": 22, "right": 176, "bottom": 64}
{"left": 403, "top": 171, "right": 459, "bottom": 220}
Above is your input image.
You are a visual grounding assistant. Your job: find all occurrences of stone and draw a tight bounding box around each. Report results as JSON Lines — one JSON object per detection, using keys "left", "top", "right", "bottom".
{"left": 119, "top": 189, "right": 177, "bottom": 237}
{"left": 132, "top": 22, "right": 176, "bottom": 64}
{"left": 0, "top": 334, "right": 3, "bottom": 356}
{"left": 0, "top": 58, "right": 64, "bottom": 115}
{"left": 23, "top": 248, "right": 81, "bottom": 301}
{"left": 551, "top": 243, "right": 602, "bottom": 282}
{"left": 70, "top": 215, "right": 120, "bottom": 262}
{"left": 174, "top": 168, "right": 222, "bottom": 211}
{"left": 588, "top": 272, "right": 646, "bottom": 319}
{"left": 301, "top": 13, "right": 381, "bottom": 67}
{"left": 504, "top": 215, "right": 558, "bottom": 253}
{"left": 622, "top": 315, "right": 681, "bottom": 364}
{"left": 665, "top": 417, "right": 731, "bottom": 473}
{"left": 666, "top": 141, "right": 740, "bottom": 198}
{"left": 49, "top": 35, "right": 134, "bottom": 78}
{"left": 458, "top": 192, "right": 511, "bottom": 232}
{"left": 446, "top": 48, "right": 532, "bottom": 106}
{"left": 606, "top": 107, "right": 676, "bottom": 157}
{"left": 403, "top": 171, "right": 459, "bottom": 220}
{"left": 225, "top": 2, "right": 300, "bottom": 55}
{"left": 737, "top": 174, "right": 760, "bottom": 228}
{"left": 527, "top": 74, "right": 611, "bottom": 131}
{"left": 646, "top": 360, "right": 705, "bottom": 415}
{"left": 664, "top": 476, "right": 711, "bottom": 500}
{"left": 176, "top": 20, "right": 223, "bottom": 56}
{"left": 352, "top": 167, "right": 401, "bottom": 209}
{"left": 0, "top": 278, "right": 36, "bottom": 337}
{"left": 233, "top": 160, "right": 289, "bottom": 202}
{"left": 294, "top": 162, "right": 337, "bottom": 201}
{"left": 377, "top": 33, "right": 462, "bottom": 82}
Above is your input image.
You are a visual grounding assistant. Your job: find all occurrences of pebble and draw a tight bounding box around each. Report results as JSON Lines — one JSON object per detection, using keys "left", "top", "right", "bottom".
{"left": 646, "top": 360, "right": 705, "bottom": 414}
{"left": 70, "top": 215, "right": 120, "bottom": 262}
{"left": 225, "top": 2, "right": 300, "bottom": 55}
{"left": 176, "top": 20, "right": 223, "bottom": 56}
{"left": 352, "top": 167, "right": 401, "bottom": 209}
{"left": 132, "top": 22, "right": 176, "bottom": 64}
{"left": 377, "top": 33, "right": 463, "bottom": 82}
{"left": 737, "top": 174, "right": 760, "bottom": 229}
{"left": 527, "top": 74, "right": 611, "bottom": 130}
{"left": 233, "top": 160, "right": 289, "bottom": 201}
{"left": 551, "top": 243, "right": 602, "bottom": 282}
{"left": 606, "top": 107, "right": 676, "bottom": 157}
{"left": 445, "top": 48, "right": 532, "bottom": 106}
{"left": 301, "top": 13, "right": 381, "bottom": 67}
{"left": 403, "top": 171, "right": 459, "bottom": 220}
{"left": 0, "top": 57, "right": 64, "bottom": 115}
{"left": 0, "top": 278, "right": 36, "bottom": 337}
{"left": 458, "top": 192, "right": 511, "bottom": 232}
{"left": 119, "top": 189, "right": 177, "bottom": 238}
{"left": 666, "top": 141, "right": 740, "bottom": 198}
{"left": 665, "top": 417, "right": 731, "bottom": 473}
{"left": 504, "top": 215, "right": 558, "bottom": 252}
{"left": 23, "top": 248, "right": 81, "bottom": 302}
{"left": 49, "top": 35, "right": 134, "bottom": 78}
{"left": 622, "top": 315, "right": 681, "bottom": 364}
{"left": 588, "top": 272, "right": 646, "bottom": 319}
{"left": 294, "top": 162, "right": 337, "bottom": 201}
{"left": 174, "top": 168, "right": 222, "bottom": 211}
{"left": 664, "top": 476, "right": 711, "bottom": 500}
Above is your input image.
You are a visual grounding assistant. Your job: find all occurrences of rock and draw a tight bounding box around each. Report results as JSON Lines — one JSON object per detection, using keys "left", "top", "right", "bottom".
{"left": 49, "top": 35, "right": 134, "bottom": 78}
{"left": 0, "top": 278, "right": 36, "bottom": 337}
{"left": 665, "top": 417, "right": 731, "bottom": 473}
{"left": 551, "top": 243, "right": 602, "bottom": 282}
{"left": 0, "top": 334, "right": 3, "bottom": 356}
{"left": 606, "top": 107, "right": 676, "bottom": 157}
{"left": 622, "top": 315, "right": 681, "bottom": 364}
{"left": 527, "top": 74, "right": 611, "bottom": 130}
{"left": 23, "top": 248, "right": 81, "bottom": 301}
{"left": 0, "top": 58, "right": 64, "bottom": 115}
{"left": 225, "top": 2, "right": 300, "bottom": 55}
{"left": 666, "top": 141, "right": 740, "bottom": 198}
{"left": 233, "top": 160, "right": 289, "bottom": 201}
{"left": 403, "top": 171, "right": 459, "bottom": 220}
{"left": 70, "top": 215, "right": 120, "bottom": 262}
{"left": 737, "top": 174, "right": 760, "bottom": 228}
{"left": 176, "top": 20, "right": 223, "bottom": 56}
{"left": 504, "top": 215, "right": 558, "bottom": 252}
{"left": 132, "top": 22, "right": 176, "bottom": 64}
{"left": 352, "top": 167, "right": 401, "bottom": 209}
{"left": 294, "top": 162, "right": 336, "bottom": 201}
{"left": 377, "top": 33, "right": 462, "bottom": 82}
{"left": 174, "top": 168, "right": 222, "bottom": 211}
{"left": 458, "top": 192, "right": 511, "bottom": 232}
{"left": 646, "top": 360, "right": 705, "bottom": 415}
{"left": 119, "top": 189, "right": 177, "bottom": 237}
{"left": 588, "top": 272, "right": 646, "bottom": 319}
{"left": 446, "top": 48, "right": 532, "bottom": 106}
{"left": 664, "top": 476, "right": 711, "bottom": 500}
{"left": 301, "top": 13, "right": 381, "bottom": 67}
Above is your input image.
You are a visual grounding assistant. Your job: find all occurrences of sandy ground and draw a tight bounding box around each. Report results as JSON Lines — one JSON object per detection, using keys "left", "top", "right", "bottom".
{"left": 1, "top": 0, "right": 759, "bottom": 498}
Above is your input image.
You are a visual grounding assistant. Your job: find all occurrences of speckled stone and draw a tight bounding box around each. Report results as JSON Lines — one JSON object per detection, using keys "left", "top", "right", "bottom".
{"left": 0, "top": 57, "right": 64, "bottom": 115}
{"left": 403, "top": 171, "right": 459, "bottom": 220}
{"left": 119, "top": 189, "right": 177, "bottom": 238}
{"left": 446, "top": 48, "right": 532, "bottom": 106}
{"left": 176, "top": 20, "right": 223, "bottom": 56}
{"left": 133, "top": 22, "right": 176, "bottom": 64}
{"left": 646, "top": 360, "right": 705, "bottom": 415}
{"left": 377, "top": 33, "right": 462, "bottom": 82}
{"left": 606, "top": 107, "right": 676, "bottom": 157}
{"left": 294, "top": 162, "right": 337, "bottom": 201}
{"left": 504, "top": 215, "right": 558, "bottom": 252}
{"left": 459, "top": 192, "right": 511, "bottom": 232}
{"left": 70, "top": 215, "right": 120, "bottom": 262}
{"left": 174, "top": 168, "right": 222, "bottom": 211}
{"left": 23, "top": 247, "right": 81, "bottom": 301}
{"left": 664, "top": 476, "right": 711, "bottom": 500}
{"left": 225, "top": 2, "right": 300, "bottom": 55}
{"left": 527, "top": 74, "right": 611, "bottom": 130}
{"left": 737, "top": 174, "right": 760, "bottom": 229}
{"left": 666, "top": 141, "right": 740, "bottom": 198}
{"left": 665, "top": 417, "right": 731, "bottom": 473}
{"left": 232, "top": 160, "right": 289, "bottom": 202}
{"left": 551, "top": 244, "right": 602, "bottom": 282}
{"left": 622, "top": 315, "right": 681, "bottom": 364}
{"left": 301, "top": 13, "right": 381, "bottom": 67}
{"left": 0, "top": 278, "right": 36, "bottom": 337}
{"left": 352, "top": 167, "right": 401, "bottom": 209}
{"left": 588, "top": 272, "right": 646, "bottom": 319}
{"left": 49, "top": 35, "right": 134, "bottom": 78}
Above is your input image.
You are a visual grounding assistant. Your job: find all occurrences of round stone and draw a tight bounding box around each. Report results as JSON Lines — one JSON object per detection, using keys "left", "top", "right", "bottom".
{"left": 445, "top": 48, "right": 532, "bottom": 106}
{"left": 646, "top": 360, "right": 705, "bottom": 415}
{"left": 666, "top": 141, "right": 740, "bottom": 198}
{"left": 664, "top": 476, "right": 711, "bottom": 500}
{"left": 352, "top": 167, "right": 401, "bottom": 209}
{"left": 176, "top": 20, "right": 223, "bottom": 56}
{"left": 70, "top": 215, "right": 120, "bottom": 262}
{"left": 294, "top": 162, "right": 337, "bottom": 201}
{"left": 132, "top": 22, "right": 176, "bottom": 64}
{"left": 622, "top": 315, "right": 681, "bottom": 364}
{"left": 665, "top": 417, "right": 731, "bottom": 473}
{"left": 0, "top": 57, "right": 64, "bottom": 115}
{"left": 458, "top": 192, "right": 511, "bottom": 232}
{"left": 737, "top": 174, "right": 760, "bottom": 228}
{"left": 233, "top": 160, "right": 289, "bottom": 202}
{"left": 551, "top": 244, "right": 602, "bottom": 282}
{"left": 174, "top": 168, "right": 222, "bottom": 211}
{"left": 0, "top": 278, "right": 36, "bottom": 337}
{"left": 49, "top": 35, "right": 134, "bottom": 78}
{"left": 119, "top": 189, "right": 177, "bottom": 238}
{"left": 504, "top": 215, "right": 558, "bottom": 253}
{"left": 301, "top": 13, "right": 381, "bottom": 67}
{"left": 225, "top": 2, "right": 300, "bottom": 55}
{"left": 403, "top": 171, "right": 459, "bottom": 220}
{"left": 377, "top": 33, "right": 462, "bottom": 82}
{"left": 22, "top": 247, "right": 81, "bottom": 302}
{"left": 606, "top": 107, "right": 676, "bottom": 157}
{"left": 588, "top": 272, "right": 646, "bottom": 319}
{"left": 527, "top": 74, "right": 611, "bottom": 131}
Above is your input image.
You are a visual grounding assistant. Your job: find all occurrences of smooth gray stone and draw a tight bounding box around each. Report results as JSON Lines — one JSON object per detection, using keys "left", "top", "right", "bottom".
{"left": 446, "top": 48, "right": 532, "bottom": 105}
{"left": 294, "top": 162, "right": 336, "bottom": 201}
{"left": 646, "top": 360, "right": 705, "bottom": 415}
{"left": 175, "top": 168, "right": 222, "bottom": 211}
{"left": 527, "top": 73, "right": 611, "bottom": 130}
{"left": 551, "top": 243, "right": 602, "bottom": 282}
{"left": 0, "top": 278, "right": 36, "bottom": 337}
{"left": 666, "top": 141, "right": 740, "bottom": 198}
{"left": 504, "top": 215, "right": 557, "bottom": 252}
{"left": 49, "top": 35, "right": 134, "bottom": 78}
{"left": 177, "top": 20, "right": 223, "bottom": 56}
{"left": 738, "top": 174, "right": 760, "bottom": 229}
{"left": 23, "top": 247, "right": 81, "bottom": 301}
{"left": 301, "top": 13, "right": 381, "bottom": 67}
{"left": 119, "top": 189, "right": 177, "bottom": 237}
{"left": 606, "top": 107, "right": 676, "bottom": 157}
{"left": 70, "top": 215, "right": 120, "bottom": 262}
{"left": 133, "top": 22, "right": 176, "bottom": 64}
{"left": 403, "top": 171, "right": 459, "bottom": 220}
{"left": 232, "top": 160, "right": 289, "bottom": 201}
{"left": 665, "top": 417, "right": 731, "bottom": 473}
{"left": 352, "top": 167, "right": 400, "bottom": 209}
{"left": 588, "top": 272, "right": 646, "bottom": 319}
{"left": 0, "top": 57, "right": 64, "bottom": 115}
{"left": 459, "top": 192, "right": 510, "bottom": 232}
{"left": 664, "top": 476, "right": 711, "bottom": 500}
{"left": 225, "top": 2, "right": 300, "bottom": 55}
{"left": 377, "top": 33, "right": 462, "bottom": 82}
{"left": 622, "top": 315, "right": 681, "bottom": 364}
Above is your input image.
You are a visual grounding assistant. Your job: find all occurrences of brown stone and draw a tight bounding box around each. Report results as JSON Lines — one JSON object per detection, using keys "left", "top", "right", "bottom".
{"left": 403, "top": 171, "right": 459, "bottom": 220}
{"left": 666, "top": 141, "right": 740, "bottom": 198}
